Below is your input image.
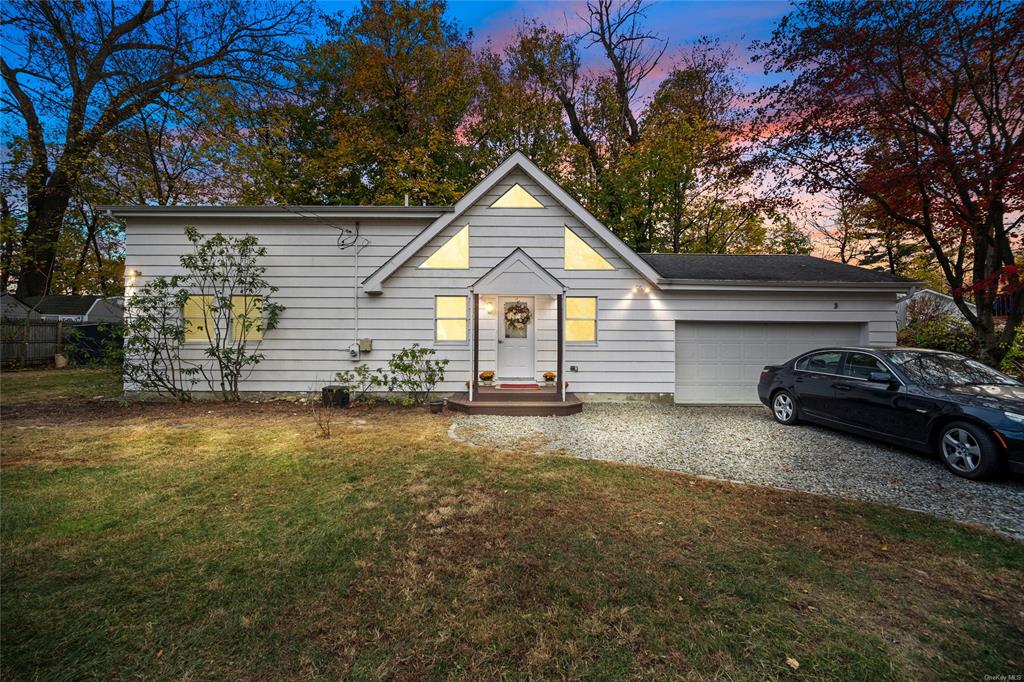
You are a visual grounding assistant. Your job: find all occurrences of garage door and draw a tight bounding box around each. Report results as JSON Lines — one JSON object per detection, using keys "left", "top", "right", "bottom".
{"left": 674, "top": 322, "right": 864, "bottom": 404}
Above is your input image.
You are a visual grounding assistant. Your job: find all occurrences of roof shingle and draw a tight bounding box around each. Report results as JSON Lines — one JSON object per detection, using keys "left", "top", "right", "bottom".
{"left": 639, "top": 254, "right": 913, "bottom": 284}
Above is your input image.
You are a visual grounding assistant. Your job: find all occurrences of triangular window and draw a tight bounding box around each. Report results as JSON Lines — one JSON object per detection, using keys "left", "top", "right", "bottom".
{"left": 420, "top": 225, "right": 469, "bottom": 269}
{"left": 490, "top": 183, "right": 544, "bottom": 209}
{"left": 564, "top": 227, "right": 614, "bottom": 270}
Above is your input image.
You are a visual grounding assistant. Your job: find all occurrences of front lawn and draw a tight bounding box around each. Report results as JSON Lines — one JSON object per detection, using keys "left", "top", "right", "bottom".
{"left": 2, "top": 369, "right": 1022, "bottom": 679}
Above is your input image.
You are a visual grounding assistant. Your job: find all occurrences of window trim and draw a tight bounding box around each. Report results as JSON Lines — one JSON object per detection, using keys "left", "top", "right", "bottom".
{"left": 565, "top": 295, "right": 598, "bottom": 345}
{"left": 434, "top": 294, "right": 468, "bottom": 344}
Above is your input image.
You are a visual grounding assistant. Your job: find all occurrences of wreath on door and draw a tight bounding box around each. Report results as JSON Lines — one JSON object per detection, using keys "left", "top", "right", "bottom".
{"left": 504, "top": 301, "right": 532, "bottom": 330}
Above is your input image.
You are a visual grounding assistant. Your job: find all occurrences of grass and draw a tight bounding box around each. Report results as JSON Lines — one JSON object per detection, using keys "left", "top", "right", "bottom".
{"left": 2, "top": 369, "right": 1022, "bottom": 680}
{"left": 0, "top": 367, "right": 122, "bottom": 404}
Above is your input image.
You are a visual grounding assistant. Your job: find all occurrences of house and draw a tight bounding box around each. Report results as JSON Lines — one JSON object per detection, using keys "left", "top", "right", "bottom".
{"left": 1, "top": 293, "right": 41, "bottom": 320}
{"left": 19, "top": 295, "right": 124, "bottom": 324}
{"left": 896, "top": 288, "right": 975, "bottom": 328}
{"left": 108, "top": 152, "right": 914, "bottom": 411}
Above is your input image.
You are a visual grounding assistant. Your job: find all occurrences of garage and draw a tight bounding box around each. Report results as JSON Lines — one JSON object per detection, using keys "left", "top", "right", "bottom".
{"left": 674, "top": 321, "right": 865, "bottom": 404}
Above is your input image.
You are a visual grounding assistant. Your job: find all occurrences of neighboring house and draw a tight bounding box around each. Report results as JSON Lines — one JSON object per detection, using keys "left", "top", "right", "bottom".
{"left": 896, "top": 288, "right": 975, "bottom": 328}
{"left": 108, "top": 152, "right": 914, "bottom": 407}
{"left": 1, "top": 293, "right": 41, "bottom": 320}
{"left": 19, "top": 295, "right": 124, "bottom": 324}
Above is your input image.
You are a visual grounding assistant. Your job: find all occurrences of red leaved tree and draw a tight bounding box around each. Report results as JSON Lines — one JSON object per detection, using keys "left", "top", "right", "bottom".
{"left": 754, "top": 0, "right": 1023, "bottom": 364}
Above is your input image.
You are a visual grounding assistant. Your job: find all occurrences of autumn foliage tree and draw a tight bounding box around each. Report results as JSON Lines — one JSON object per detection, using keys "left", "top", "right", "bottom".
{"left": 755, "top": 0, "right": 1024, "bottom": 364}
{"left": 1, "top": 0, "right": 309, "bottom": 297}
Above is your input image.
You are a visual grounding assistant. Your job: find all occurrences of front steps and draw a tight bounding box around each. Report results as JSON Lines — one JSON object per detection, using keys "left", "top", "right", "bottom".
{"left": 446, "top": 384, "right": 583, "bottom": 416}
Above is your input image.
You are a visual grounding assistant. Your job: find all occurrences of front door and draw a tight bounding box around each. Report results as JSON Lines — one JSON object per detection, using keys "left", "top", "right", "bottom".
{"left": 497, "top": 296, "right": 535, "bottom": 380}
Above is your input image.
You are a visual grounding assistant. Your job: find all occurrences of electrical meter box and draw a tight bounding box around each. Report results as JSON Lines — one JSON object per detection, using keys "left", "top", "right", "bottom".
{"left": 358, "top": 337, "right": 373, "bottom": 353}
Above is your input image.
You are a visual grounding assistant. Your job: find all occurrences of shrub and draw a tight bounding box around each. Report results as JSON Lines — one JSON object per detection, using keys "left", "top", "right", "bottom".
{"left": 377, "top": 344, "right": 449, "bottom": 405}
{"left": 999, "top": 330, "right": 1024, "bottom": 380}
{"left": 897, "top": 317, "right": 978, "bottom": 357}
{"left": 335, "top": 364, "right": 378, "bottom": 402}
{"left": 122, "top": 278, "right": 196, "bottom": 401}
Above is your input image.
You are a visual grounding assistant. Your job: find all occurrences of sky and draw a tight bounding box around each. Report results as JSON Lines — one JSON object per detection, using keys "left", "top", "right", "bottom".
{"left": 320, "top": 0, "right": 791, "bottom": 99}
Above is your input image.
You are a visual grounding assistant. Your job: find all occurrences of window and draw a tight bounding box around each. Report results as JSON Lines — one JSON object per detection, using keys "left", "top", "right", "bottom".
{"left": 795, "top": 351, "right": 842, "bottom": 374}
{"left": 564, "top": 227, "right": 614, "bottom": 270}
{"left": 843, "top": 352, "right": 885, "bottom": 380}
{"left": 183, "top": 295, "right": 212, "bottom": 342}
{"left": 566, "top": 296, "right": 597, "bottom": 343}
{"left": 490, "top": 183, "right": 544, "bottom": 208}
{"left": 232, "top": 296, "right": 263, "bottom": 341}
{"left": 421, "top": 225, "right": 469, "bottom": 269}
{"left": 435, "top": 296, "right": 467, "bottom": 342}
{"left": 185, "top": 296, "right": 265, "bottom": 343}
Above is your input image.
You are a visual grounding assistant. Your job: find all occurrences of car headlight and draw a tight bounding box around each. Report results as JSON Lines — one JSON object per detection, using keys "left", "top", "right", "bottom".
{"left": 1004, "top": 412, "right": 1024, "bottom": 425}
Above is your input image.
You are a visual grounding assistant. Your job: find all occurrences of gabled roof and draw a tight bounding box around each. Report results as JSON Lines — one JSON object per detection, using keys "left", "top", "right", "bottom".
{"left": 471, "top": 248, "right": 565, "bottom": 295}
{"left": 640, "top": 254, "right": 916, "bottom": 287}
{"left": 361, "top": 152, "right": 663, "bottom": 293}
{"left": 20, "top": 295, "right": 103, "bottom": 316}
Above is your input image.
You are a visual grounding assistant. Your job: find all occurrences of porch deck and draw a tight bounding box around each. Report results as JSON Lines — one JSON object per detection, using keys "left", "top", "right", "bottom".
{"left": 446, "top": 384, "right": 583, "bottom": 416}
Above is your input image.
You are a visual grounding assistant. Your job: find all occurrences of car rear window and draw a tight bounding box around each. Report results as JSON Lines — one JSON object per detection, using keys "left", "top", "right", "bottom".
{"left": 795, "top": 351, "right": 842, "bottom": 374}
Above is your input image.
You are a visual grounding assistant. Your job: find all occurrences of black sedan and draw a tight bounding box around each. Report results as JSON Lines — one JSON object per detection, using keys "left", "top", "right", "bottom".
{"left": 757, "top": 347, "right": 1024, "bottom": 480}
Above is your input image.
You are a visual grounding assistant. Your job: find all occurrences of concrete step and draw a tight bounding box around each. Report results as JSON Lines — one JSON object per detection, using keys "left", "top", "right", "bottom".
{"left": 446, "top": 393, "right": 583, "bottom": 416}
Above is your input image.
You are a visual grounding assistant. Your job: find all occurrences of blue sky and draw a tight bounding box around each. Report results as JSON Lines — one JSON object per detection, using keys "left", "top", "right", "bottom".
{"left": 320, "top": 0, "right": 791, "bottom": 95}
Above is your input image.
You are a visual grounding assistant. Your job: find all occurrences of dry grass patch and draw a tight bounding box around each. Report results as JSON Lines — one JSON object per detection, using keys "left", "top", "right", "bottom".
{"left": 1, "top": 369, "right": 1022, "bottom": 680}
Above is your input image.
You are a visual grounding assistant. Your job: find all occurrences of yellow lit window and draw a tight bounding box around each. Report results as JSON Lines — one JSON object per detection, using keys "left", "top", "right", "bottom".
{"left": 421, "top": 225, "right": 469, "bottom": 269}
{"left": 566, "top": 296, "right": 597, "bottom": 343}
{"left": 232, "top": 296, "right": 263, "bottom": 341}
{"left": 490, "top": 183, "right": 544, "bottom": 208}
{"left": 564, "top": 227, "right": 614, "bottom": 270}
{"left": 435, "top": 296, "right": 467, "bottom": 342}
{"left": 183, "top": 295, "right": 212, "bottom": 342}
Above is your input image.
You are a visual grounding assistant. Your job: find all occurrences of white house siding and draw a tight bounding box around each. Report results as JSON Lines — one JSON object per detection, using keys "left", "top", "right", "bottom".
{"left": 375, "top": 169, "right": 899, "bottom": 394}
{"left": 123, "top": 167, "right": 900, "bottom": 396}
{"left": 124, "top": 216, "right": 430, "bottom": 392}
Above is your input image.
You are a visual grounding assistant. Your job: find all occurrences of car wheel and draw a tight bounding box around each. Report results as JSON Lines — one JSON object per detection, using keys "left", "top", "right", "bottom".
{"left": 771, "top": 390, "right": 799, "bottom": 425}
{"left": 937, "top": 421, "right": 1003, "bottom": 480}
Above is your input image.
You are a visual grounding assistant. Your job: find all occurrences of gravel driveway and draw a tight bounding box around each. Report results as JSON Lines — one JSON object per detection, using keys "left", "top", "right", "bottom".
{"left": 450, "top": 403, "right": 1024, "bottom": 539}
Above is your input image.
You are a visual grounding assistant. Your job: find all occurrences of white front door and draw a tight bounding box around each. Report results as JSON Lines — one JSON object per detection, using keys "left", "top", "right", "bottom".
{"left": 497, "top": 296, "right": 535, "bottom": 380}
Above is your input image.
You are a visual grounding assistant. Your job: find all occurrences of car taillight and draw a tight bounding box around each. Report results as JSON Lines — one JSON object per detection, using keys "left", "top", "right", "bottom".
{"left": 760, "top": 368, "right": 769, "bottom": 380}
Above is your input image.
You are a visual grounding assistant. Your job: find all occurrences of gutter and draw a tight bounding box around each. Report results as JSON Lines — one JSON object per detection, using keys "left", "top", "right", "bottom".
{"left": 656, "top": 278, "right": 922, "bottom": 293}
{"left": 97, "top": 205, "right": 455, "bottom": 220}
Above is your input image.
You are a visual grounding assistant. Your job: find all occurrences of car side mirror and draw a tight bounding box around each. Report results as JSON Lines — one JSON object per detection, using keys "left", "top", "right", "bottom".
{"left": 868, "top": 371, "right": 894, "bottom": 384}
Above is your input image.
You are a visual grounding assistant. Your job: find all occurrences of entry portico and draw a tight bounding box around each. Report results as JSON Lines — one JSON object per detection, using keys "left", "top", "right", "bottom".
{"left": 452, "top": 249, "right": 578, "bottom": 414}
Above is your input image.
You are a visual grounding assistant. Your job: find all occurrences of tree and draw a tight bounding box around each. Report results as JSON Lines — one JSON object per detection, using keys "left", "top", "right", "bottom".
{"left": 179, "top": 228, "right": 283, "bottom": 400}
{"left": 764, "top": 214, "right": 813, "bottom": 255}
{"left": 508, "top": 1, "right": 668, "bottom": 248}
{"left": 1, "top": 0, "right": 309, "bottom": 297}
{"left": 619, "top": 41, "right": 766, "bottom": 254}
{"left": 755, "top": 0, "right": 1024, "bottom": 364}
{"left": 279, "top": 0, "right": 480, "bottom": 206}
{"left": 812, "top": 195, "right": 868, "bottom": 264}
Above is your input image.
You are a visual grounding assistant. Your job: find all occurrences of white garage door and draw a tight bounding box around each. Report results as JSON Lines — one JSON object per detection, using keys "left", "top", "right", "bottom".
{"left": 674, "top": 322, "right": 864, "bottom": 404}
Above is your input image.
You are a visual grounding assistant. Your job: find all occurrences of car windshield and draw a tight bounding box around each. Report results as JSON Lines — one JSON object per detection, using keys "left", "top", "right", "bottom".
{"left": 886, "top": 351, "right": 1020, "bottom": 386}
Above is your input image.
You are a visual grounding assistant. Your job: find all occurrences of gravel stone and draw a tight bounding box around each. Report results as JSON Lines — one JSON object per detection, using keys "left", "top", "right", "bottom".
{"left": 451, "top": 403, "right": 1024, "bottom": 539}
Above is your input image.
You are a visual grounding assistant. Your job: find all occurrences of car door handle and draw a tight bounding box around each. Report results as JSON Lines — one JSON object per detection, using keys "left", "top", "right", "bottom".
{"left": 832, "top": 383, "right": 852, "bottom": 391}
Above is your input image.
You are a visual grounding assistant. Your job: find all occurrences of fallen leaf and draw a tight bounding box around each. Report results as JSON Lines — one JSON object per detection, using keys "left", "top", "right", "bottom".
{"left": 786, "top": 657, "right": 799, "bottom": 670}
{"left": 156, "top": 649, "right": 163, "bottom": 658}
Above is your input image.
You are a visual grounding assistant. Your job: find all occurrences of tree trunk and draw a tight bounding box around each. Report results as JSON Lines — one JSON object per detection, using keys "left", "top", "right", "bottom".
{"left": 16, "top": 167, "right": 73, "bottom": 298}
